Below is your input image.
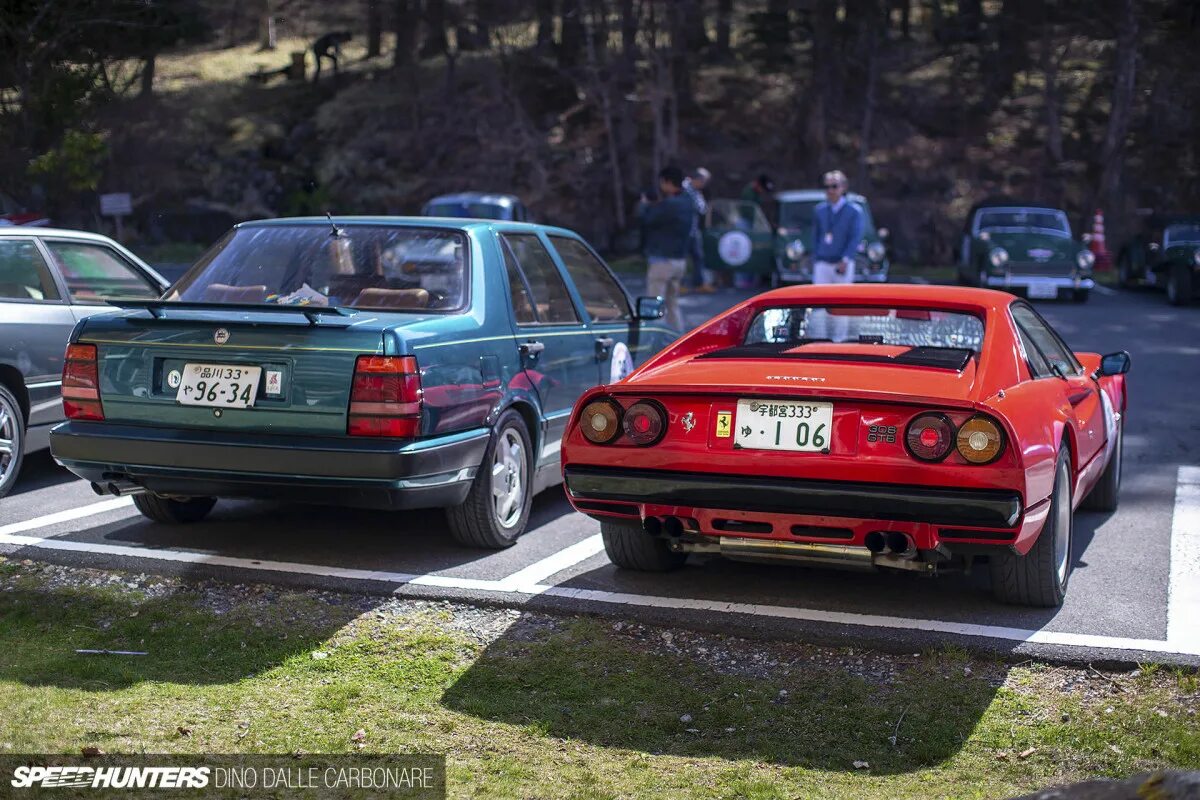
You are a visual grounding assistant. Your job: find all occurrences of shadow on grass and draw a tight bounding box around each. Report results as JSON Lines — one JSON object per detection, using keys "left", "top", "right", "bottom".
{"left": 441, "top": 616, "right": 1002, "bottom": 775}
{"left": 0, "top": 579, "right": 376, "bottom": 691}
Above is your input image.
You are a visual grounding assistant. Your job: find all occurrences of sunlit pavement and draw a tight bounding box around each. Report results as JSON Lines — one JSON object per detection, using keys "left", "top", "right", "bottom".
{"left": 3, "top": 280, "right": 1199, "bottom": 666}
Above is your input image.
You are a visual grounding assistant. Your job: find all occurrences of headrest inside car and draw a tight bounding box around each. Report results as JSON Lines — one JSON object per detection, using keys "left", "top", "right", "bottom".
{"left": 202, "top": 284, "right": 269, "bottom": 303}
{"left": 353, "top": 288, "right": 430, "bottom": 310}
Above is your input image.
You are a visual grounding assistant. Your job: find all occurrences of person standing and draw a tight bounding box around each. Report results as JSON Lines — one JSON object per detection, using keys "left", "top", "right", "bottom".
{"left": 810, "top": 170, "right": 864, "bottom": 341}
{"left": 682, "top": 167, "right": 714, "bottom": 293}
{"left": 638, "top": 166, "right": 695, "bottom": 331}
{"left": 738, "top": 173, "right": 776, "bottom": 287}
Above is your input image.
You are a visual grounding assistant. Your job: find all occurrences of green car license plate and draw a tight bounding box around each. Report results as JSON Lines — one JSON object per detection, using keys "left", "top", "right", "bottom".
{"left": 176, "top": 363, "right": 262, "bottom": 408}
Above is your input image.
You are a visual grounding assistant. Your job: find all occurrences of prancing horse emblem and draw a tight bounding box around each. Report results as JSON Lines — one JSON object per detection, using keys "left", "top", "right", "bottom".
{"left": 681, "top": 412, "right": 696, "bottom": 433}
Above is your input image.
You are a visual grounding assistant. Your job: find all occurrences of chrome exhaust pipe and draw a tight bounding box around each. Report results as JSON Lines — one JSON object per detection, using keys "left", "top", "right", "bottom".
{"left": 663, "top": 516, "right": 684, "bottom": 538}
{"left": 96, "top": 479, "right": 146, "bottom": 497}
{"left": 885, "top": 532, "right": 917, "bottom": 559}
{"left": 643, "top": 516, "right": 662, "bottom": 536}
{"left": 864, "top": 531, "right": 886, "bottom": 554}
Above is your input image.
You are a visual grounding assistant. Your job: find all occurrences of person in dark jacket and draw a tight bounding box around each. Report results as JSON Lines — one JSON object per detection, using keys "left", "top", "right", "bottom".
{"left": 638, "top": 166, "right": 694, "bottom": 331}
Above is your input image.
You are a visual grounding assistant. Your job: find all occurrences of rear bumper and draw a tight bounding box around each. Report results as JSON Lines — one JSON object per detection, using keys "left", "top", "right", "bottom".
{"left": 985, "top": 274, "right": 1094, "bottom": 292}
{"left": 50, "top": 421, "right": 490, "bottom": 510}
{"left": 564, "top": 465, "right": 1024, "bottom": 535}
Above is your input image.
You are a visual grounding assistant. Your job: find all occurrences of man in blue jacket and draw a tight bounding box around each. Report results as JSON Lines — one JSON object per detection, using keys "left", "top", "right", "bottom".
{"left": 810, "top": 170, "right": 864, "bottom": 340}
{"left": 638, "top": 166, "right": 696, "bottom": 331}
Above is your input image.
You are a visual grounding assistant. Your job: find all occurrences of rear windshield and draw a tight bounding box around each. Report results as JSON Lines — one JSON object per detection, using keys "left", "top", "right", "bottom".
{"left": 171, "top": 225, "right": 468, "bottom": 312}
{"left": 743, "top": 305, "right": 984, "bottom": 352}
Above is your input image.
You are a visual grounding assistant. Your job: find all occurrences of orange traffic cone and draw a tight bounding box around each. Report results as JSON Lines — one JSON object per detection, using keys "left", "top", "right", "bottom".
{"left": 1089, "top": 208, "right": 1111, "bottom": 271}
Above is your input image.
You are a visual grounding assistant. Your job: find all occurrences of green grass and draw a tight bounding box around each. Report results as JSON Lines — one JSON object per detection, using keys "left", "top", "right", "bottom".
{"left": 0, "top": 566, "right": 1195, "bottom": 799}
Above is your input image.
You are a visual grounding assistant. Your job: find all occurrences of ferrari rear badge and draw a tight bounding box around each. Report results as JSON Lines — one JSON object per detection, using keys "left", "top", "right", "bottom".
{"left": 214, "top": 328, "right": 230, "bottom": 345}
{"left": 681, "top": 412, "right": 696, "bottom": 433}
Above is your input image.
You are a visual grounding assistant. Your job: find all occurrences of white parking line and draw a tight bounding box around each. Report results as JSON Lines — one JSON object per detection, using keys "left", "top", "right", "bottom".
{"left": 3, "top": 488, "right": 1200, "bottom": 659}
{"left": 1168, "top": 466, "right": 1200, "bottom": 648}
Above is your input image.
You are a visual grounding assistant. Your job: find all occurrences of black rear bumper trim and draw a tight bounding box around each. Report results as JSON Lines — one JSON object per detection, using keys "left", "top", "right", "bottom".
{"left": 564, "top": 466, "right": 1022, "bottom": 528}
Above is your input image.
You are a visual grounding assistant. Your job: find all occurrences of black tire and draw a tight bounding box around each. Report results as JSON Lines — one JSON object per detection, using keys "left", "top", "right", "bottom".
{"left": 132, "top": 493, "right": 217, "bottom": 524}
{"left": 601, "top": 518, "right": 687, "bottom": 572}
{"left": 990, "top": 448, "right": 1073, "bottom": 607}
{"left": 0, "top": 383, "right": 25, "bottom": 501}
{"left": 1166, "top": 264, "right": 1193, "bottom": 306}
{"left": 1082, "top": 422, "right": 1122, "bottom": 512}
{"left": 446, "top": 409, "right": 533, "bottom": 549}
{"left": 1072, "top": 289, "right": 1090, "bottom": 303}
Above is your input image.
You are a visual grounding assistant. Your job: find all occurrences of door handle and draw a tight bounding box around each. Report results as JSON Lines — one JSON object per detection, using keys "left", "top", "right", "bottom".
{"left": 594, "top": 336, "right": 614, "bottom": 361}
{"left": 1067, "top": 388, "right": 1093, "bottom": 407}
{"left": 519, "top": 340, "right": 544, "bottom": 369}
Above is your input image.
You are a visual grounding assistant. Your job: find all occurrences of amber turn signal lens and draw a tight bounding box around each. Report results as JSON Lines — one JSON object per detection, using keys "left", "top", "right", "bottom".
{"left": 581, "top": 399, "right": 623, "bottom": 444}
{"left": 956, "top": 416, "right": 1004, "bottom": 464}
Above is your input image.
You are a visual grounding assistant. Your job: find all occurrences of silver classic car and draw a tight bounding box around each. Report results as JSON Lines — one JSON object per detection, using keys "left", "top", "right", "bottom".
{"left": 0, "top": 227, "right": 167, "bottom": 498}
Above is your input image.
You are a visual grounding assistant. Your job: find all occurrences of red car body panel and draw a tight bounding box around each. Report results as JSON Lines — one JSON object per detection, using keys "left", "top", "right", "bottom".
{"left": 561, "top": 284, "right": 1125, "bottom": 558}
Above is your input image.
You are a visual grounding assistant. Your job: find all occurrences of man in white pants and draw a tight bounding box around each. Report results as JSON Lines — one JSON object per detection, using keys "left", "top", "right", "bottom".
{"left": 809, "top": 170, "right": 864, "bottom": 342}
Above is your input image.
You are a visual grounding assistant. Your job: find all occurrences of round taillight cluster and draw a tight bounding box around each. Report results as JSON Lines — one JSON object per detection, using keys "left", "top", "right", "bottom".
{"left": 905, "top": 412, "right": 1005, "bottom": 464}
{"left": 579, "top": 397, "right": 667, "bottom": 447}
{"left": 905, "top": 413, "right": 955, "bottom": 462}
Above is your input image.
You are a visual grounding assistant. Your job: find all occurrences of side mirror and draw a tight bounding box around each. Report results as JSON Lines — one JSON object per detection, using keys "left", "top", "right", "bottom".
{"left": 1097, "top": 350, "right": 1131, "bottom": 377}
{"left": 636, "top": 296, "right": 665, "bottom": 320}
{"left": 877, "top": 227, "right": 889, "bottom": 240}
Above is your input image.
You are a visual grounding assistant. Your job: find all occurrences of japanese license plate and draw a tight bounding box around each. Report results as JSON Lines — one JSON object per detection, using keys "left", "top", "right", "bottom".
{"left": 1027, "top": 283, "right": 1058, "bottom": 299}
{"left": 734, "top": 399, "right": 834, "bottom": 453}
{"left": 176, "top": 363, "right": 262, "bottom": 408}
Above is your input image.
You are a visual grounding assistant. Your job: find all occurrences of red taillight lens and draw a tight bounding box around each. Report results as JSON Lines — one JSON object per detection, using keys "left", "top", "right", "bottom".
{"left": 580, "top": 399, "right": 623, "bottom": 445}
{"left": 62, "top": 343, "right": 104, "bottom": 421}
{"left": 348, "top": 355, "right": 422, "bottom": 437}
{"left": 905, "top": 412, "right": 954, "bottom": 462}
{"left": 622, "top": 401, "right": 667, "bottom": 446}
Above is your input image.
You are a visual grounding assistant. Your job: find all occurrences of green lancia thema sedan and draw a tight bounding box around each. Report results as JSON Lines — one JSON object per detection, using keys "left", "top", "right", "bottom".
{"left": 49, "top": 218, "right": 674, "bottom": 547}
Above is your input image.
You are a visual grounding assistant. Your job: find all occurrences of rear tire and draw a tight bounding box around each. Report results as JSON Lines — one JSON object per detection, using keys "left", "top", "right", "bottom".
{"left": 0, "top": 384, "right": 25, "bottom": 501}
{"left": 446, "top": 410, "right": 533, "bottom": 549}
{"left": 1167, "top": 264, "right": 1193, "bottom": 306}
{"left": 990, "top": 448, "right": 1073, "bottom": 607}
{"left": 601, "top": 519, "right": 687, "bottom": 572}
{"left": 1082, "top": 422, "right": 1122, "bottom": 512}
{"left": 133, "top": 493, "right": 216, "bottom": 524}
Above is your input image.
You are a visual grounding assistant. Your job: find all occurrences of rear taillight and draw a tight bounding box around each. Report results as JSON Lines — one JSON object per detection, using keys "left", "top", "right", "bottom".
{"left": 580, "top": 398, "right": 623, "bottom": 444}
{"left": 622, "top": 401, "right": 667, "bottom": 446}
{"left": 956, "top": 415, "right": 1005, "bottom": 464}
{"left": 905, "top": 412, "right": 954, "bottom": 462}
{"left": 348, "top": 355, "right": 422, "bottom": 437}
{"left": 62, "top": 343, "right": 104, "bottom": 421}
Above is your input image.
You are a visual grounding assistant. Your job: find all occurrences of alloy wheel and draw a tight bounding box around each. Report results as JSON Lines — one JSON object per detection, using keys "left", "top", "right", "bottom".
{"left": 1053, "top": 458, "right": 1073, "bottom": 584}
{"left": 491, "top": 427, "right": 527, "bottom": 529}
{"left": 0, "top": 394, "right": 19, "bottom": 491}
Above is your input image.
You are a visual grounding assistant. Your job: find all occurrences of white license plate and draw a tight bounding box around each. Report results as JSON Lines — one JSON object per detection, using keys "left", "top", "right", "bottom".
{"left": 734, "top": 399, "right": 834, "bottom": 453}
{"left": 176, "top": 363, "right": 262, "bottom": 408}
{"left": 1027, "top": 283, "right": 1058, "bottom": 299}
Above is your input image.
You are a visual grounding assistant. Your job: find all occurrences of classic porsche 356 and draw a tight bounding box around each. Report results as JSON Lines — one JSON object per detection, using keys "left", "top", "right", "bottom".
{"left": 1116, "top": 214, "right": 1200, "bottom": 305}
{"left": 958, "top": 201, "right": 1095, "bottom": 302}
{"left": 49, "top": 217, "right": 674, "bottom": 547}
{"left": 561, "top": 284, "right": 1130, "bottom": 607}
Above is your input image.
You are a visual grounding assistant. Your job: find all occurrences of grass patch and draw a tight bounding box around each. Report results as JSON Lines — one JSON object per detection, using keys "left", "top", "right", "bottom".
{"left": 0, "top": 567, "right": 1195, "bottom": 799}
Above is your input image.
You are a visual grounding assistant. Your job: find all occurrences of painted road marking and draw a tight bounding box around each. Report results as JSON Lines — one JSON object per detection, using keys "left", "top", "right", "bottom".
{"left": 3, "top": 480, "right": 1200, "bottom": 658}
{"left": 0, "top": 497, "right": 133, "bottom": 538}
{"left": 1168, "top": 466, "right": 1200, "bottom": 648}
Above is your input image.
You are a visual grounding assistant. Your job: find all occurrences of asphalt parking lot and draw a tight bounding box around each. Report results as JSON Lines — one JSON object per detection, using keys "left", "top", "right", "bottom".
{"left": 2, "top": 280, "right": 1198, "bottom": 667}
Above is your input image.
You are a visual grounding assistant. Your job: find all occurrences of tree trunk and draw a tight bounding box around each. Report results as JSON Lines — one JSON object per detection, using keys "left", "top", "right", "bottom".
{"left": 804, "top": 0, "right": 837, "bottom": 169}
{"left": 421, "top": 0, "right": 449, "bottom": 57}
{"left": 536, "top": 0, "right": 556, "bottom": 51}
{"left": 1098, "top": 0, "right": 1138, "bottom": 222}
{"left": 560, "top": 0, "right": 585, "bottom": 67}
{"left": 669, "top": 0, "right": 696, "bottom": 111}
{"left": 620, "top": 0, "right": 637, "bottom": 57}
{"left": 616, "top": 0, "right": 639, "bottom": 197}
{"left": 258, "top": 1, "right": 276, "bottom": 51}
{"left": 139, "top": 54, "right": 156, "bottom": 98}
{"left": 857, "top": 13, "right": 880, "bottom": 192}
{"left": 715, "top": 0, "right": 732, "bottom": 56}
{"left": 1041, "top": 27, "right": 1064, "bottom": 168}
{"left": 897, "top": 0, "right": 910, "bottom": 39}
{"left": 393, "top": 0, "right": 419, "bottom": 67}
{"left": 366, "top": 0, "right": 382, "bottom": 57}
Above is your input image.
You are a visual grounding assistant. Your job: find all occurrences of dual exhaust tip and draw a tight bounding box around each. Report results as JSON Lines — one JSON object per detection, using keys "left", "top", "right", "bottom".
{"left": 644, "top": 516, "right": 917, "bottom": 559}
{"left": 91, "top": 479, "right": 146, "bottom": 498}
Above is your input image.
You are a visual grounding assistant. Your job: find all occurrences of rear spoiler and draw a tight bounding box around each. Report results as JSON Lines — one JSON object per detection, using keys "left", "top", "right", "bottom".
{"left": 109, "top": 300, "right": 356, "bottom": 326}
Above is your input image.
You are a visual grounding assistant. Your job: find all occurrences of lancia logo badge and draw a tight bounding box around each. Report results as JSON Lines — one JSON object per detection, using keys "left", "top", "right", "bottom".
{"left": 213, "top": 328, "right": 230, "bottom": 345}
{"left": 681, "top": 412, "right": 696, "bottom": 433}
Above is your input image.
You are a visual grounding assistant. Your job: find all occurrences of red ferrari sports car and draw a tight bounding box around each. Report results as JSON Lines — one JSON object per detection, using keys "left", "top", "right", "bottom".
{"left": 561, "top": 285, "right": 1130, "bottom": 607}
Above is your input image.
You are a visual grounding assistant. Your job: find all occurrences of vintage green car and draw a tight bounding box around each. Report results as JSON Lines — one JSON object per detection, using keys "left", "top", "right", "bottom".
{"left": 701, "top": 198, "right": 778, "bottom": 280}
{"left": 773, "top": 190, "right": 890, "bottom": 283}
{"left": 49, "top": 217, "right": 675, "bottom": 547}
{"left": 957, "top": 201, "right": 1095, "bottom": 302}
{"left": 1116, "top": 214, "right": 1200, "bottom": 305}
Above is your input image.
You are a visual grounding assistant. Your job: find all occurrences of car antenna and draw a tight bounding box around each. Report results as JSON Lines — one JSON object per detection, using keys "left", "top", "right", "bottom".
{"left": 325, "top": 211, "right": 345, "bottom": 238}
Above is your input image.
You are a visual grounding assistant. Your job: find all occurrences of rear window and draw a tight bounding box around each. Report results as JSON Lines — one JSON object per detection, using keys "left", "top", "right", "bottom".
{"left": 424, "top": 202, "right": 510, "bottom": 221}
{"left": 171, "top": 225, "right": 468, "bottom": 312}
{"left": 744, "top": 305, "right": 984, "bottom": 352}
